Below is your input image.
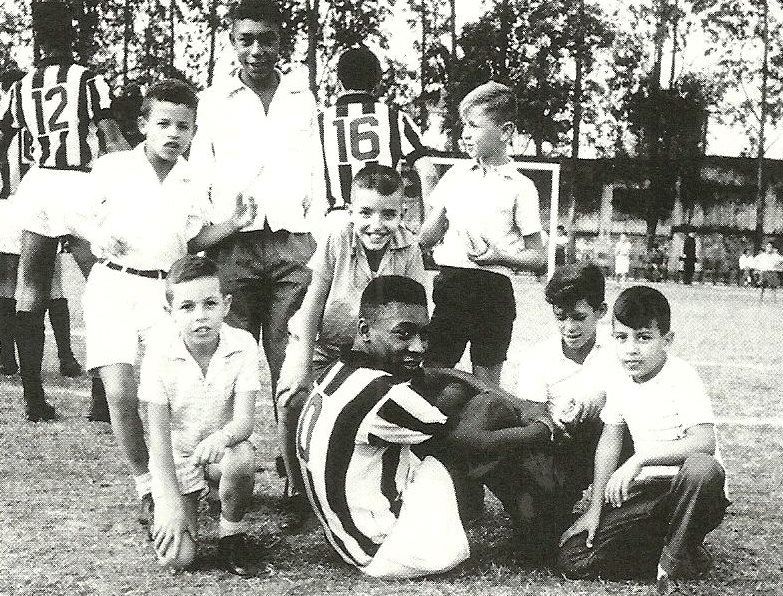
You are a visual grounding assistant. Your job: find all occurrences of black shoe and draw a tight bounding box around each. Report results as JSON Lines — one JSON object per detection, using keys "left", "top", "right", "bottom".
{"left": 138, "top": 493, "right": 154, "bottom": 541}
{"left": 217, "top": 532, "right": 266, "bottom": 577}
{"left": 87, "top": 378, "right": 111, "bottom": 423}
{"left": 279, "top": 493, "right": 312, "bottom": 534}
{"left": 25, "top": 399, "right": 57, "bottom": 422}
{"left": 59, "top": 358, "right": 84, "bottom": 377}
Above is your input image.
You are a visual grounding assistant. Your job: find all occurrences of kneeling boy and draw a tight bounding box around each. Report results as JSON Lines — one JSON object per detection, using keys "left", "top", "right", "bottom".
{"left": 140, "top": 256, "right": 263, "bottom": 576}
{"left": 558, "top": 286, "right": 729, "bottom": 594}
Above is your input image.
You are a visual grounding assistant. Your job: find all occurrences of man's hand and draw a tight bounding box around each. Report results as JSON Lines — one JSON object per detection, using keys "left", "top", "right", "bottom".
{"left": 559, "top": 506, "right": 601, "bottom": 549}
{"left": 152, "top": 500, "right": 196, "bottom": 562}
{"left": 604, "top": 456, "right": 642, "bottom": 508}
{"left": 192, "top": 431, "right": 229, "bottom": 465}
{"left": 230, "top": 193, "right": 257, "bottom": 231}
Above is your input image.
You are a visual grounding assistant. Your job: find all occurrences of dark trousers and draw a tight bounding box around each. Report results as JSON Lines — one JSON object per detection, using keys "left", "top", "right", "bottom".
{"left": 208, "top": 227, "right": 315, "bottom": 418}
{"left": 557, "top": 453, "right": 728, "bottom": 579}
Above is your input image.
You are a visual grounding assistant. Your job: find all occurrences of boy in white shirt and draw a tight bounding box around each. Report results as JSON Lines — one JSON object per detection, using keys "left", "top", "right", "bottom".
{"left": 419, "top": 81, "right": 545, "bottom": 386}
{"left": 558, "top": 286, "right": 728, "bottom": 594}
{"left": 141, "top": 255, "right": 263, "bottom": 576}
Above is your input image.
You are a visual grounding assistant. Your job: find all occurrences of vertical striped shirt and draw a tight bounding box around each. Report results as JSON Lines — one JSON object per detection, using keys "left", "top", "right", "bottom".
{"left": 0, "top": 59, "right": 113, "bottom": 171}
{"left": 296, "top": 356, "right": 448, "bottom": 569}
{"left": 0, "top": 124, "right": 32, "bottom": 200}
{"left": 319, "top": 92, "right": 425, "bottom": 209}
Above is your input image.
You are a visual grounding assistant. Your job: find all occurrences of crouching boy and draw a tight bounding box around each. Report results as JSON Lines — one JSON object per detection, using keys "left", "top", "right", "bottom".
{"left": 558, "top": 286, "right": 729, "bottom": 594}
{"left": 140, "top": 256, "right": 264, "bottom": 576}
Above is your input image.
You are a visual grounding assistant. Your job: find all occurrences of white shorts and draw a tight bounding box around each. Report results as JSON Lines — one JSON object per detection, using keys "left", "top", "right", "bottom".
{"left": 0, "top": 199, "right": 22, "bottom": 254}
{"left": 83, "top": 263, "right": 170, "bottom": 370}
{"left": 362, "top": 456, "right": 470, "bottom": 579}
{"left": 14, "top": 167, "right": 90, "bottom": 238}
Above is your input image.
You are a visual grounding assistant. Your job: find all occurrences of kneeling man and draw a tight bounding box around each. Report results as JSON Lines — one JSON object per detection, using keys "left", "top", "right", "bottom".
{"left": 295, "top": 275, "right": 470, "bottom": 579}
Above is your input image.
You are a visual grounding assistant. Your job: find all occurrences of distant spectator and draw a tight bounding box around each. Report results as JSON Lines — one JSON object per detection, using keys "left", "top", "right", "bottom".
{"left": 555, "top": 224, "right": 568, "bottom": 266}
{"left": 682, "top": 232, "right": 697, "bottom": 285}
{"left": 614, "top": 233, "right": 632, "bottom": 283}
{"left": 756, "top": 242, "right": 782, "bottom": 302}
{"left": 738, "top": 249, "right": 753, "bottom": 287}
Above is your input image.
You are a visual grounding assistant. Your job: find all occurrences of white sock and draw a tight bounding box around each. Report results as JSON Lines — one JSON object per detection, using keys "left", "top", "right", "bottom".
{"left": 134, "top": 472, "right": 152, "bottom": 499}
{"left": 657, "top": 563, "right": 668, "bottom": 580}
{"left": 219, "top": 516, "right": 248, "bottom": 538}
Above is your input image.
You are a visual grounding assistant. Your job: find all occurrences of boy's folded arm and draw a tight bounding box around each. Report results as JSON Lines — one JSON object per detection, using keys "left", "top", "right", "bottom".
{"left": 97, "top": 119, "right": 130, "bottom": 153}
{"left": 633, "top": 423, "right": 716, "bottom": 466}
{"left": 418, "top": 202, "right": 448, "bottom": 249}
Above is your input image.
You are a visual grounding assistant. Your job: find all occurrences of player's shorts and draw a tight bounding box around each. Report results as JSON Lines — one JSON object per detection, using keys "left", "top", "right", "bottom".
{"left": 14, "top": 167, "right": 90, "bottom": 238}
{"left": 362, "top": 456, "right": 470, "bottom": 579}
{"left": 160, "top": 437, "right": 260, "bottom": 496}
{"left": 0, "top": 199, "right": 23, "bottom": 255}
{"left": 426, "top": 266, "right": 516, "bottom": 368}
{"left": 83, "top": 262, "right": 170, "bottom": 370}
{"left": 761, "top": 270, "right": 780, "bottom": 288}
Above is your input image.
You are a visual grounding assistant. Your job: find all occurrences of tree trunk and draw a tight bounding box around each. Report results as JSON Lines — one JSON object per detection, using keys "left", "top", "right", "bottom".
{"left": 207, "top": 0, "right": 217, "bottom": 86}
{"left": 122, "top": 0, "right": 131, "bottom": 86}
{"left": 307, "top": 0, "right": 319, "bottom": 98}
{"left": 566, "top": 0, "right": 585, "bottom": 263}
{"left": 669, "top": 0, "right": 679, "bottom": 88}
{"left": 447, "top": 0, "right": 459, "bottom": 150}
{"left": 419, "top": 0, "right": 428, "bottom": 130}
{"left": 646, "top": 0, "right": 667, "bottom": 251}
{"left": 755, "top": 0, "right": 769, "bottom": 252}
{"left": 498, "top": 0, "right": 511, "bottom": 80}
{"left": 169, "top": 0, "right": 175, "bottom": 76}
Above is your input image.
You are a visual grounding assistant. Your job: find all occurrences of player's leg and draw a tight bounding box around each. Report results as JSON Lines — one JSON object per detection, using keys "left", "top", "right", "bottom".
{"left": 469, "top": 272, "right": 515, "bottom": 387}
{"left": 0, "top": 252, "right": 20, "bottom": 375}
{"left": 153, "top": 491, "right": 199, "bottom": 571}
{"left": 48, "top": 253, "right": 83, "bottom": 377}
{"left": 208, "top": 441, "right": 264, "bottom": 576}
{"left": 276, "top": 387, "right": 312, "bottom": 532}
{"left": 15, "top": 230, "right": 59, "bottom": 420}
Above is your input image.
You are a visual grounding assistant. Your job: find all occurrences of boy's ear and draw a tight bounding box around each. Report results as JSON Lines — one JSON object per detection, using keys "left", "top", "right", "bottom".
{"left": 500, "top": 121, "right": 515, "bottom": 141}
{"left": 163, "top": 301, "right": 172, "bottom": 315}
{"left": 597, "top": 302, "right": 608, "bottom": 319}
{"left": 137, "top": 115, "right": 147, "bottom": 136}
{"left": 663, "top": 331, "right": 674, "bottom": 346}
{"left": 222, "top": 293, "right": 232, "bottom": 316}
{"left": 357, "top": 318, "right": 371, "bottom": 341}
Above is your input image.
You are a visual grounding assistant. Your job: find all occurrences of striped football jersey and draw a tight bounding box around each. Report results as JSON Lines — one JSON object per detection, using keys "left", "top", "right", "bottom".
{"left": 319, "top": 92, "right": 425, "bottom": 209}
{"left": 296, "top": 357, "right": 448, "bottom": 568}
{"left": 0, "top": 122, "right": 32, "bottom": 200}
{"left": 0, "top": 59, "right": 113, "bottom": 171}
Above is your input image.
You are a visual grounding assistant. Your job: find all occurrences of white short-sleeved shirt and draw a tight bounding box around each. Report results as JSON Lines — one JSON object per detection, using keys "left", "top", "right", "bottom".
{"left": 81, "top": 144, "right": 206, "bottom": 271}
{"left": 138, "top": 323, "right": 262, "bottom": 460}
{"left": 430, "top": 160, "right": 542, "bottom": 276}
{"left": 516, "top": 334, "right": 615, "bottom": 412}
{"left": 189, "top": 68, "right": 327, "bottom": 233}
{"left": 755, "top": 251, "right": 783, "bottom": 272}
{"left": 601, "top": 356, "right": 715, "bottom": 451}
{"left": 302, "top": 211, "right": 426, "bottom": 361}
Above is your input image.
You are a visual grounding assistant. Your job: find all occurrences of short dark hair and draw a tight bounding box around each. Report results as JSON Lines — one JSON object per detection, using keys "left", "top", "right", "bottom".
{"left": 139, "top": 79, "right": 198, "bottom": 119}
{"left": 352, "top": 164, "right": 403, "bottom": 199}
{"left": 337, "top": 46, "right": 382, "bottom": 91}
{"left": 0, "top": 67, "right": 25, "bottom": 92}
{"left": 360, "top": 276, "right": 428, "bottom": 318}
{"left": 229, "top": 0, "right": 282, "bottom": 28}
{"left": 545, "top": 263, "right": 605, "bottom": 310}
{"left": 165, "top": 255, "right": 223, "bottom": 304}
{"left": 613, "top": 285, "right": 671, "bottom": 334}
{"left": 460, "top": 81, "right": 516, "bottom": 126}
{"left": 32, "top": 1, "right": 73, "bottom": 54}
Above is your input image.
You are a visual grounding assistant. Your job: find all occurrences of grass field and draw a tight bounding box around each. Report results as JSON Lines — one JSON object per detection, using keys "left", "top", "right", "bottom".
{"left": 1, "top": 258, "right": 781, "bottom": 595}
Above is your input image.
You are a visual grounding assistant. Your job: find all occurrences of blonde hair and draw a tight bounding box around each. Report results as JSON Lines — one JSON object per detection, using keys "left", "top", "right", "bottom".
{"left": 459, "top": 81, "right": 516, "bottom": 126}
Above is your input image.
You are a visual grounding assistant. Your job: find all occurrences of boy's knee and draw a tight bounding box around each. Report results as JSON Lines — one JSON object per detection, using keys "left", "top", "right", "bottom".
{"left": 157, "top": 532, "right": 197, "bottom": 571}
{"left": 222, "top": 441, "right": 256, "bottom": 481}
{"left": 679, "top": 453, "right": 724, "bottom": 488}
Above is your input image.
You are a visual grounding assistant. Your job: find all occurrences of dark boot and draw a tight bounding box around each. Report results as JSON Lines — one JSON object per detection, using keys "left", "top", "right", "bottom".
{"left": 0, "top": 297, "right": 18, "bottom": 375}
{"left": 48, "top": 298, "right": 83, "bottom": 377}
{"left": 16, "top": 310, "right": 56, "bottom": 421}
{"left": 87, "top": 376, "right": 110, "bottom": 423}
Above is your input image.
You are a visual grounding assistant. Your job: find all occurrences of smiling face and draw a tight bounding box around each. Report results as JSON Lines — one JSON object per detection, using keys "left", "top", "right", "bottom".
{"left": 349, "top": 187, "right": 404, "bottom": 251}
{"left": 611, "top": 318, "right": 672, "bottom": 382}
{"left": 167, "top": 276, "right": 231, "bottom": 352}
{"left": 460, "top": 105, "right": 512, "bottom": 164}
{"left": 139, "top": 100, "right": 195, "bottom": 164}
{"left": 358, "top": 301, "right": 429, "bottom": 379}
{"left": 231, "top": 18, "right": 281, "bottom": 87}
{"left": 553, "top": 299, "right": 606, "bottom": 357}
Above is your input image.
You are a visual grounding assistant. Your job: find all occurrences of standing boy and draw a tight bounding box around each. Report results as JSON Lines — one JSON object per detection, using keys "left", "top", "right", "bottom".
{"left": 79, "top": 79, "right": 255, "bottom": 532}
{"left": 320, "top": 45, "right": 426, "bottom": 209}
{"left": 141, "top": 255, "right": 263, "bottom": 576}
{"left": 756, "top": 241, "right": 781, "bottom": 302}
{"left": 189, "top": 0, "right": 326, "bottom": 404}
{"left": 419, "top": 81, "right": 545, "bottom": 385}
{"left": 0, "top": 1, "right": 128, "bottom": 420}
{"left": 558, "top": 286, "right": 728, "bottom": 594}
{"left": 276, "top": 164, "right": 425, "bottom": 530}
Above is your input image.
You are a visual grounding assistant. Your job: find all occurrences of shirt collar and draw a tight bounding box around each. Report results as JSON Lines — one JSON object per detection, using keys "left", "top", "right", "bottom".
{"left": 469, "top": 158, "right": 518, "bottom": 179}
{"left": 348, "top": 223, "right": 415, "bottom": 255}
{"left": 135, "top": 142, "right": 191, "bottom": 184}
{"left": 336, "top": 91, "right": 375, "bottom": 105}
{"left": 170, "top": 324, "right": 243, "bottom": 363}
{"left": 222, "top": 67, "right": 302, "bottom": 98}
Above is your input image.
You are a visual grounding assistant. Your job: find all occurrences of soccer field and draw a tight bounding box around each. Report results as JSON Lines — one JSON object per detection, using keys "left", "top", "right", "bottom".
{"left": 1, "top": 257, "right": 781, "bottom": 595}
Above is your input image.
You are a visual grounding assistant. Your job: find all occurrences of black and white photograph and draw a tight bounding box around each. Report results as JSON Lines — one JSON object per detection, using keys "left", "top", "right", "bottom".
{"left": 0, "top": 1, "right": 780, "bottom": 594}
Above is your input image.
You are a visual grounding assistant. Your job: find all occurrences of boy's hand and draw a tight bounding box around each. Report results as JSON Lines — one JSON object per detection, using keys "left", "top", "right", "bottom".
{"left": 192, "top": 431, "right": 229, "bottom": 465}
{"left": 559, "top": 506, "right": 601, "bottom": 549}
{"left": 230, "top": 193, "right": 257, "bottom": 231}
{"left": 152, "top": 501, "right": 196, "bottom": 562}
{"left": 604, "top": 456, "right": 642, "bottom": 507}
{"left": 465, "top": 233, "right": 505, "bottom": 266}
